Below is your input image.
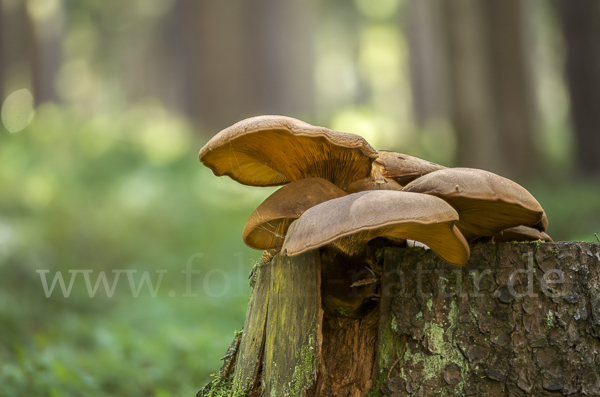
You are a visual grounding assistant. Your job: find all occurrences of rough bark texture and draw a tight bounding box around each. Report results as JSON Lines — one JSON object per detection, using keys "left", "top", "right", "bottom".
{"left": 377, "top": 242, "right": 600, "bottom": 396}
{"left": 232, "top": 260, "right": 271, "bottom": 395}
{"left": 197, "top": 242, "right": 600, "bottom": 396}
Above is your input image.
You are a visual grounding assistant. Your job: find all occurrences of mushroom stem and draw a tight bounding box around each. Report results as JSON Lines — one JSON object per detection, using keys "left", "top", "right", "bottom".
{"left": 344, "top": 162, "right": 403, "bottom": 193}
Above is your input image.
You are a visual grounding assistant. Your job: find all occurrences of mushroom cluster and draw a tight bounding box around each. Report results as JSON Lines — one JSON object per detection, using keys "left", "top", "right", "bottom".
{"left": 199, "top": 115, "right": 551, "bottom": 268}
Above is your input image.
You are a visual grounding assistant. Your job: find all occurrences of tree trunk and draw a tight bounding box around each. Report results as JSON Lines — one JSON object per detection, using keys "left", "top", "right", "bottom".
{"left": 0, "top": 0, "right": 36, "bottom": 97}
{"left": 174, "top": 0, "right": 314, "bottom": 133}
{"left": 438, "top": 0, "right": 504, "bottom": 175}
{"left": 405, "top": 0, "right": 448, "bottom": 127}
{"left": 0, "top": 2, "right": 5, "bottom": 101}
{"left": 555, "top": 0, "right": 600, "bottom": 178}
{"left": 197, "top": 242, "right": 600, "bottom": 396}
{"left": 481, "top": 0, "right": 537, "bottom": 182}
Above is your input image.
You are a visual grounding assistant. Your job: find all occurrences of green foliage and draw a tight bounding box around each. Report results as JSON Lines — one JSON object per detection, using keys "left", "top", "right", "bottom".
{"left": 0, "top": 104, "right": 273, "bottom": 396}
{"left": 529, "top": 183, "right": 600, "bottom": 242}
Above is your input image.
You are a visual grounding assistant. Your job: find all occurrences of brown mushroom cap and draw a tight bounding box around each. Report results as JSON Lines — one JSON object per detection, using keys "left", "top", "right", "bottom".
{"left": 242, "top": 178, "right": 347, "bottom": 250}
{"left": 402, "top": 168, "right": 545, "bottom": 242}
{"left": 281, "top": 190, "right": 470, "bottom": 267}
{"left": 493, "top": 226, "right": 553, "bottom": 243}
{"left": 375, "top": 151, "right": 446, "bottom": 186}
{"left": 199, "top": 115, "right": 378, "bottom": 188}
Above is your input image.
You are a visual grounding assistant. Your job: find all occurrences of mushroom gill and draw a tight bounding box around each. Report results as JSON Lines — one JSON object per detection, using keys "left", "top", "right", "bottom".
{"left": 243, "top": 178, "right": 347, "bottom": 251}
{"left": 199, "top": 115, "right": 378, "bottom": 189}
{"left": 493, "top": 225, "right": 553, "bottom": 243}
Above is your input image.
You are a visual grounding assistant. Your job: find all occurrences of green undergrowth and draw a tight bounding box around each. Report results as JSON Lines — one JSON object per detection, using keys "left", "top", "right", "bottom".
{"left": 0, "top": 106, "right": 267, "bottom": 396}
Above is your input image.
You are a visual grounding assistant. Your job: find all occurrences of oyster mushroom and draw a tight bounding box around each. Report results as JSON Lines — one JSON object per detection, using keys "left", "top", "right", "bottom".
{"left": 402, "top": 168, "right": 546, "bottom": 242}
{"left": 242, "top": 178, "right": 347, "bottom": 251}
{"left": 493, "top": 225, "right": 553, "bottom": 243}
{"left": 199, "top": 115, "right": 378, "bottom": 189}
{"left": 282, "top": 190, "right": 470, "bottom": 267}
{"left": 375, "top": 151, "right": 447, "bottom": 186}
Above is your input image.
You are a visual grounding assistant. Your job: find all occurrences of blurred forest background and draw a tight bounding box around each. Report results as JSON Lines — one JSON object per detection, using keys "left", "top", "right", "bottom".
{"left": 1, "top": 0, "right": 599, "bottom": 396}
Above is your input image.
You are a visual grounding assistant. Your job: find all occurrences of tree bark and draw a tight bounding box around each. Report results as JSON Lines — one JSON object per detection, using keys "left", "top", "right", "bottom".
{"left": 197, "top": 242, "right": 600, "bottom": 396}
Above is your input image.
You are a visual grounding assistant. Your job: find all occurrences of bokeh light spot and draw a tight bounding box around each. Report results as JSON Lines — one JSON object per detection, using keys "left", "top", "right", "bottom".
{"left": 27, "top": 0, "right": 59, "bottom": 21}
{"left": 136, "top": 0, "right": 174, "bottom": 17}
{"left": 1, "top": 89, "right": 35, "bottom": 133}
{"left": 331, "top": 108, "right": 381, "bottom": 148}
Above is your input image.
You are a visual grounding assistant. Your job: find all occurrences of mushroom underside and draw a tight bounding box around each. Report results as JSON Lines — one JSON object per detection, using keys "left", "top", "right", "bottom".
{"left": 494, "top": 225, "right": 553, "bottom": 243}
{"left": 245, "top": 217, "right": 294, "bottom": 250}
{"left": 330, "top": 223, "right": 469, "bottom": 267}
{"left": 285, "top": 221, "right": 469, "bottom": 267}
{"left": 438, "top": 197, "right": 543, "bottom": 242}
{"left": 201, "top": 129, "right": 374, "bottom": 188}
{"left": 242, "top": 177, "right": 348, "bottom": 250}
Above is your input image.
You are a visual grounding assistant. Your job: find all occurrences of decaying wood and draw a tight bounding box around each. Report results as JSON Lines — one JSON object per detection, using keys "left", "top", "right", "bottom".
{"left": 197, "top": 242, "right": 600, "bottom": 397}
{"left": 262, "top": 251, "right": 322, "bottom": 396}
{"left": 231, "top": 262, "right": 271, "bottom": 395}
{"left": 313, "top": 311, "right": 379, "bottom": 396}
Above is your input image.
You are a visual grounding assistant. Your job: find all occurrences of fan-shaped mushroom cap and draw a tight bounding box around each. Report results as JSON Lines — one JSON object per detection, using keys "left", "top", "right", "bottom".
{"left": 282, "top": 191, "right": 470, "bottom": 267}
{"left": 402, "top": 168, "right": 545, "bottom": 242}
{"left": 243, "top": 178, "right": 347, "bottom": 250}
{"left": 494, "top": 226, "right": 553, "bottom": 243}
{"left": 375, "top": 151, "right": 446, "bottom": 186}
{"left": 199, "top": 115, "right": 378, "bottom": 188}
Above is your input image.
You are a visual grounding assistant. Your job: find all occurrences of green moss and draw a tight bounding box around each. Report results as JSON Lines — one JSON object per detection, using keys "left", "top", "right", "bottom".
{"left": 288, "top": 321, "right": 318, "bottom": 396}
{"left": 198, "top": 372, "right": 234, "bottom": 397}
{"left": 468, "top": 306, "right": 478, "bottom": 323}
{"left": 198, "top": 331, "right": 252, "bottom": 397}
{"left": 390, "top": 314, "right": 399, "bottom": 333}
{"left": 396, "top": 300, "right": 468, "bottom": 395}
{"left": 546, "top": 310, "right": 554, "bottom": 329}
{"left": 335, "top": 306, "right": 351, "bottom": 317}
{"left": 366, "top": 312, "right": 405, "bottom": 397}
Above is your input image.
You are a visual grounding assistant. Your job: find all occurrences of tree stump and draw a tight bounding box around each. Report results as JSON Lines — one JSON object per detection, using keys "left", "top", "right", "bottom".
{"left": 197, "top": 242, "right": 600, "bottom": 396}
